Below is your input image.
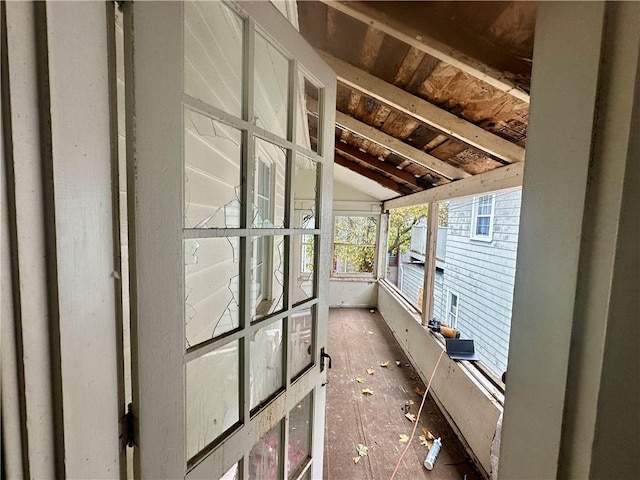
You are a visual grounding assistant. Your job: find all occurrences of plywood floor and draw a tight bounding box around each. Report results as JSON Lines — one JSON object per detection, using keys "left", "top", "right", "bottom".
{"left": 323, "top": 308, "right": 482, "bottom": 480}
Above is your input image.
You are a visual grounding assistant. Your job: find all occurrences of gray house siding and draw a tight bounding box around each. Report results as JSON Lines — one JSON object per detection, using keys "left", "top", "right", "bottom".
{"left": 398, "top": 188, "right": 522, "bottom": 377}
{"left": 444, "top": 188, "right": 521, "bottom": 376}
{"left": 400, "top": 263, "right": 445, "bottom": 318}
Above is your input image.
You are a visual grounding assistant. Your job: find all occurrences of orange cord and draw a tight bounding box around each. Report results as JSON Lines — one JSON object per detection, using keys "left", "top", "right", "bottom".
{"left": 389, "top": 349, "right": 446, "bottom": 480}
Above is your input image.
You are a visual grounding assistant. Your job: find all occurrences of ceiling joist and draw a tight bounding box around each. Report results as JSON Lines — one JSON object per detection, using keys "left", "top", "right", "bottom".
{"left": 319, "top": 50, "right": 526, "bottom": 165}
{"left": 333, "top": 108, "right": 469, "bottom": 181}
{"left": 334, "top": 140, "right": 424, "bottom": 187}
{"left": 384, "top": 163, "right": 524, "bottom": 210}
{"left": 320, "top": 0, "right": 530, "bottom": 104}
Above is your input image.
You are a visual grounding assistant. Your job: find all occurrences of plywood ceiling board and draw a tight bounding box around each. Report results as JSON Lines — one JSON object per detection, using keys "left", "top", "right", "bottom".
{"left": 379, "top": 110, "right": 404, "bottom": 138}
{"left": 370, "top": 35, "right": 411, "bottom": 84}
{"left": 405, "top": 124, "right": 441, "bottom": 151}
{"left": 336, "top": 83, "right": 353, "bottom": 112}
{"left": 334, "top": 110, "right": 468, "bottom": 180}
{"left": 360, "top": 26, "right": 386, "bottom": 70}
{"left": 372, "top": 104, "right": 392, "bottom": 128}
{"left": 365, "top": 1, "right": 533, "bottom": 83}
{"left": 322, "top": 0, "right": 530, "bottom": 103}
{"left": 428, "top": 139, "right": 468, "bottom": 161}
{"left": 392, "top": 47, "right": 426, "bottom": 88}
{"left": 355, "top": 95, "right": 382, "bottom": 126}
{"left": 326, "top": 8, "right": 367, "bottom": 68}
{"left": 448, "top": 149, "right": 504, "bottom": 175}
{"left": 405, "top": 54, "right": 441, "bottom": 94}
{"left": 321, "top": 51, "right": 525, "bottom": 163}
{"left": 346, "top": 90, "right": 362, "bottom": 116}
{"left": 297, "top": 1, "right": 328, "bottom": 51}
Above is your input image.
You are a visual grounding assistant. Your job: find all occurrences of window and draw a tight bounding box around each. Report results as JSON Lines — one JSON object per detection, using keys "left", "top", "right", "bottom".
{"left": 254, "top": 159, "right": 273, "bottom": 307}
{"left": 332, "top": 216, "right": 377, "bottom": 276}
{"left": 471, "top": 194, "right": 495, "bottom": 241}
{"left": 446, "top": 291, "right": 459, "bottom": 328}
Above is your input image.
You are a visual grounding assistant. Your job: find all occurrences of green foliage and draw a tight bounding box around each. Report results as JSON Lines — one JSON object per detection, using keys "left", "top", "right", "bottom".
{"left": 333, "top": 216, "right": 377, "bottom": 274}
{"left": 387, "top": 202, "right": 449, "bottom": 256}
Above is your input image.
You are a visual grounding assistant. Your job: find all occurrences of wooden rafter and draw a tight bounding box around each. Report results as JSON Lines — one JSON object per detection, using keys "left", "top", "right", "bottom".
{"left": 334, "top": 109, "right": 469, "bottom": 180}
{"left": 319, "top": 50, "right": 526, "bottom": 164}
{"left": 334, "top": 140, "right": 425, "bottom": 187}
{"left": 306, "top": 96, "right": 467, "bottom": 180}
{"left": 320, "top": 0, "right": 530, "bottom": 103}
{"left": 384, "top": 163, "right": 524, "bottom": 210}
{"left": 334, "top": 154, "right": 413, "bottom": 195}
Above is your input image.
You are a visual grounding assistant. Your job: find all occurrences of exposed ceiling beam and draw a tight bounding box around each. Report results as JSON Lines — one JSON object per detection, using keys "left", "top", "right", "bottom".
{"left": 332, "top": 109, "right": 469, "bottom": 181}
{"left": 383, "top": 162, "right": 524, "bottom": 210}
{"left": 334, "top": 140, "right": 425, "bottom": 187}
{"left": 321, "top": 0, "right": 530, "bottom": 103}
{"left": 319, "top": 50, "right": 526, "bottom": 164}
{"left": 334, "top": 154, "right": 413, "bottom": 195}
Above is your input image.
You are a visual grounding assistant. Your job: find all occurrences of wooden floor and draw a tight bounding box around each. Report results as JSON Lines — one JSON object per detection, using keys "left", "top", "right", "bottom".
{"left": 323, "top": 308, "right": 481, "bottom": 480}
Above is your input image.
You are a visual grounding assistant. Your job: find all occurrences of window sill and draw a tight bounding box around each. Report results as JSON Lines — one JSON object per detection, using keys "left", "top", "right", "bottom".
{"left": 330, "top": 275, "right": 378, "bottom": 282}
{"left": 470, "top": 235, "right": 494, "bottom": 243}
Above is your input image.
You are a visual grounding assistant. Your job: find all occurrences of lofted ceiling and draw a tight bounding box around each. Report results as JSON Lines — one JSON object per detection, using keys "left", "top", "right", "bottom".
{"left": 297, "top": 1, "right": 537, "bottom": 203}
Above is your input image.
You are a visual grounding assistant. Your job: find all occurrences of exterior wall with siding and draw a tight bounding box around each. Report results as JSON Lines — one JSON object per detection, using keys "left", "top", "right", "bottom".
{"left": 444, "top": 188, "right": 522, "bottom": 376}
{"left": 398, "top": 188, "right": 522, "bottom": 376}
{"left": 399, "top": 263, "right": 445, "bottom": 320}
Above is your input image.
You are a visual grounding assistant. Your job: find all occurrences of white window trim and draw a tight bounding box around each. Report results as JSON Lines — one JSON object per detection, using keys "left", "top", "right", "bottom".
{"left": 446, "top": 289, "right": 460, "bottom": 329}
{"left": 470, "top": 194, "right": 495, "bottom": 242}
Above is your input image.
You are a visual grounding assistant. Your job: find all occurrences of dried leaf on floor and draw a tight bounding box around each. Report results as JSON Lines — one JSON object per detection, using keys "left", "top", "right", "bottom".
{"left": 379, "top": 360, "right": 390, "bottom": 367}
{"left": 353, "top": 456, "right": 361, "bottom": 464}
{"left": 415, "top": 387, "right": 426, "bottom": 396}
{"left": 356, "top": 444, "right": 369, "bottom": 456}
{"left": 361, "top": 388, "right": 374, "bottom": 395}
{"left": 355, "top": 377, "right": 365, "bottom": 384}
{"left": 398, "top": 433, "right": 409, "bottom": 443}
{"left": 405, "top": 413, "right": 416, "bottom": 422}
{"left": 367, "top": 368, "right": 375, "bottom": 375}
{"left": 422, "top": 427, "right": 436, "bottom": 441}
{"left": 419, "top": 435, "right": 433, "bottom": 448}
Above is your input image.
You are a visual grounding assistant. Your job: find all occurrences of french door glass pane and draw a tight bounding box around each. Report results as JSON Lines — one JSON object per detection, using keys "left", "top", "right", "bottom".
{"left": 292, "top": 234, "right": 314, "bottom": 304}
{"left": 293, "top": 154, "right": 318, "bottom": 229}
{"left": 184, "top": 109, "right": 242, "bottom": 229}
{"left": 219, "top": 462, "right": 240, "bottom": 480}
{"left": 288, "top": 393, "right": 312, "bottom": 478}
{"left": 290, "top": 309, "right": 313, "bottom": 379}
{"left": 186, "top": 340, "right": 240, "bottom": 459}
{"left": 185, "top": 237, "right": 240, "bottom": 348}
{"left": 253, "top": 138, "right": 287, "bottom": 228}
{"left": 249, "top": 421, "right": 282, "bottom": 480}
{"left": 254, "top": 31, "right": 290, "bottom": 139}
{"left": 250, "top": 319, "right": 284, "bottom": 410}
{"left": 296, "top": 76, "right": 321, "bottom": 154}
{"left": 184, "top": 1, "right": 243, "bottom": 117}
{"left": 250, "top": 235, "right": 286, "bottom": 321}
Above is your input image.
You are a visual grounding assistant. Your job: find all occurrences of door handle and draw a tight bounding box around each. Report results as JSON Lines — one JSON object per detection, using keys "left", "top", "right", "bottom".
{"left": 320, "top": 347, "right": 332, "bottom": 372}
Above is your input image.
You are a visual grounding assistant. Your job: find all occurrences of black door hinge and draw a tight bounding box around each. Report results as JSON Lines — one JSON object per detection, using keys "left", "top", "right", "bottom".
{"left": 124, "top": 403, "right": 134, "bottom": 448}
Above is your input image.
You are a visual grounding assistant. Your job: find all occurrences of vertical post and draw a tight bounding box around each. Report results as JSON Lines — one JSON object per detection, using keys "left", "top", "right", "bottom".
{"left": 421, "top": 202, "right": 438, "bottom": 326}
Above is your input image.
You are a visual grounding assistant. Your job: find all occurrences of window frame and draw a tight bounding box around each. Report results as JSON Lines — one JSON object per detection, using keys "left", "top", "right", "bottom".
{"left": 470, "top": 194, "right": 496, "bottom": 242}
{"left": 331, "top": 214, "right": 378, "bottom": 278}
{"left": 446, "top": 290, "right": 460, "bottom": 329}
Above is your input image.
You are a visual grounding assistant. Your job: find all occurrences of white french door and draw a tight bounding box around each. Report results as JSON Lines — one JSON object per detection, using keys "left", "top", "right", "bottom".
{"left": 124, "top": 1, "right": 335, "bottom": 478}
